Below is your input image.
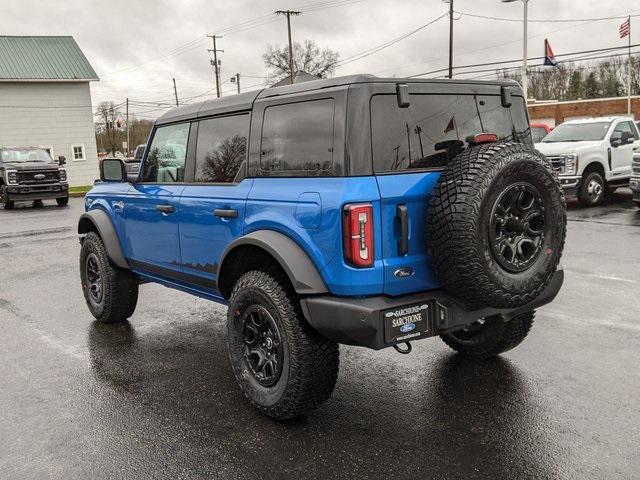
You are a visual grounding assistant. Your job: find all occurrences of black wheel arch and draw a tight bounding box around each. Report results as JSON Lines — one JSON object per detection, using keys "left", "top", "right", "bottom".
{"left": 78, "top": 209, "right": 129, "bottom": 269}
{"left": 218, "top": 230, "right": 328, "bottom": 299}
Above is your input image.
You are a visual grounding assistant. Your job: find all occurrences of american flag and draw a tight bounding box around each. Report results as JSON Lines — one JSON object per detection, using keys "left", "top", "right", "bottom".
{"left": 620, "top": 18, "right": 630, "bottom": 39}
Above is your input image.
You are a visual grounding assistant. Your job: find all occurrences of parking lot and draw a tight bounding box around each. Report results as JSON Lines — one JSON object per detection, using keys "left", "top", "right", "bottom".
{"left": 0, "top": 192, "right": 638, "bottom": 479}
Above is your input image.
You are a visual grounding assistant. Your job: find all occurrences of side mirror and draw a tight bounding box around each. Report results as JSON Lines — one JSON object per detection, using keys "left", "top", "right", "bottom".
{"left": 58, "top": 155, "right": 66, "bottom": 166}
{"left": 100, "top": 158, "right": 127, "bottom": 182}
{"left": 622, "top": 131, "right": 635, "bottom": 145}
{"left": 610, "top": 137, "right": 622, "bottom": 148}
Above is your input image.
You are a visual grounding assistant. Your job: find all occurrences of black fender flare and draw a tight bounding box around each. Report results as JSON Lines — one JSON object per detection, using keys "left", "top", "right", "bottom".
{"left": 218, "top": 230, "right": 328, "bottom": 296}
{"left": 78, "top": 210, "right": 129, "bottom": 269}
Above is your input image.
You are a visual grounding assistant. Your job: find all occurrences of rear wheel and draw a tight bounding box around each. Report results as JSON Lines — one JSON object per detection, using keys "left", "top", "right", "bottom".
{"left": 441, "top": 310, "right": 535, "bottom": 358}
{"left": 578, "top": 171, "right": 605, "bottom": 206}
{"left": 226, "top": 269, "right": 339, "bottom": 420}
{"left": 80, "top": 231, "right": 139, "bottom": 323}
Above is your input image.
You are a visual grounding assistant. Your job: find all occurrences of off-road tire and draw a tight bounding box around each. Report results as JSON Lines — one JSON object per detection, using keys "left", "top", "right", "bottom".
{"left": 1, "top": 187, "right": 14, "bottom": 209}
{"left": 80, "top": 231, "right": 139, "bottom": 323}
{"left": 441, "top": 310, "right": 535, "bottom": 357}
{"left": 578, "top": 171, "right": 606, "bottom": 207}
{"left": 226, "top": 269, "right": 339, "bottom": 420}
{"left": 56, "top": 197, "right": 69, "bottom": 206}
{"left": 427, "top": 143, "right": 566, "bottom": 309}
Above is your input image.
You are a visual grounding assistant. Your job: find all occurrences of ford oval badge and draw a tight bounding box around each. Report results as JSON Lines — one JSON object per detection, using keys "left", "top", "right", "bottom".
{"left": 394, "top": 267, "right": 414, "bottom": 278}
{"left": 400, "top": 323, "right": 416, "bottom": 333}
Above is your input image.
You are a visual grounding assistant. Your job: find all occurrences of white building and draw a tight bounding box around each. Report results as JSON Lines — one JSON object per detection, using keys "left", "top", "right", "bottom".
{"left": 0, "top": 36, "right": 99, "bottom": 186}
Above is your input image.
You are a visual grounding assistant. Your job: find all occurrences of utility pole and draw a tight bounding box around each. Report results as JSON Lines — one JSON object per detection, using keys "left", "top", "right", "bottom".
{"left": 275, "top": 10, "right": 301, "bottom": 84}
{"left": 443, "top": 0, "right": 454, "bottom": 78}
{"left": 125, "top": 97, "right": 130, "bottom": 157}
{"left": 172, "top": 78, "right": 179, "bottom": 107}
{"left": 231, "top": 73, "right": 241, "bottom": 94}
{"left": 502, "top": 0, "right": 529, "bottom": 100}
{"left": 207, "top": 34, "right": 224, "bottom": 98}
{"left": 627, "top": 15, "right": 632, "bottom": 115}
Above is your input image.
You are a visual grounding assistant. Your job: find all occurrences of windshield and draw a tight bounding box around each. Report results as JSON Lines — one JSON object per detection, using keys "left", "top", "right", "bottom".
{"left": 0, "top": 148, "right": 53, "bottom": 163}
{"left": 542, "top": 122, "right": 611, "bottom": 142}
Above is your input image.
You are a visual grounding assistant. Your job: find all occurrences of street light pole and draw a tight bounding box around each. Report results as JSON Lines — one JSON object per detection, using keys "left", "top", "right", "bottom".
{"left": 502, "top": 0, "right": 529, "bottom": 100}
{"left": 443, "top": 0, "right": 454, "bottom": 79}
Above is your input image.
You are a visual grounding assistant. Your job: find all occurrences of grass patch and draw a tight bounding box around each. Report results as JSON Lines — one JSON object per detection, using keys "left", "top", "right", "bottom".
{"left": 69, "top": 185, "right": 92, "bottom": 194}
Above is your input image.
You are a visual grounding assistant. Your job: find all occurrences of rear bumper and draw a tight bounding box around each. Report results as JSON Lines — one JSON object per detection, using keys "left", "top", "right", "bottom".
{"left": 5, "top": 183, "right": 68, "bottom": 201}
{"left": 301, "top": 268, "right": 564, "bottom": 350}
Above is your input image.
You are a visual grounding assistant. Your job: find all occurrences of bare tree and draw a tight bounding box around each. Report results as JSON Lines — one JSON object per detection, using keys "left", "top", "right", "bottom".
{"left": 263, "top": 39, "right": 339, "bottom": 84}
{"left": 201, "top": 135, "right": 247, "bottom": 182}
{"left": 95, "top": 101, "right": 122, "bottom": 154}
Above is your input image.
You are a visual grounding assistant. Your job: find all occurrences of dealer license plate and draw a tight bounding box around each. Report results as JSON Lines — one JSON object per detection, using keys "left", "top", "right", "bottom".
{"left": 383, "top": 303, "right": 431, "bottom": 344}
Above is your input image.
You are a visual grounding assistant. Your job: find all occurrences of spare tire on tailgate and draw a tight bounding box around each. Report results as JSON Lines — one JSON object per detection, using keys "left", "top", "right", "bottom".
{"left": 427, "top": 142, "right": 566, "bottom": 309}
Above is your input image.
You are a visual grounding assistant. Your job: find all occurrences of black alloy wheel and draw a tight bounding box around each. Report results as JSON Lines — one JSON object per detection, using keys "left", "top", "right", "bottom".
{"left": 489, "top": 182, "right": 545, "bottom": 273}
{"left": 241, "top": 304, "right": 283, "bottom": 387}
{"left": 85, "top": 252, "right": 104, "bottom": 305}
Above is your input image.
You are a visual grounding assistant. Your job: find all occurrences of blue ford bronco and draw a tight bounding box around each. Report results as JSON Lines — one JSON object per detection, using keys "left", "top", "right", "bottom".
{"left": 79, "top": 75, "right": 566, "bottom": 420}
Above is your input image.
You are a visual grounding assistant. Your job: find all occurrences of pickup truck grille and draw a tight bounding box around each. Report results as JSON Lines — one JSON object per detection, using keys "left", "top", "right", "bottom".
{"left": 17, "top": 170, "right": 60, "bottom": 184}
{"left": 545, "top": 155, "right": 565, "bottom": 173}
{"left": 633, "top": 156, "right": 640, "bottom": 176}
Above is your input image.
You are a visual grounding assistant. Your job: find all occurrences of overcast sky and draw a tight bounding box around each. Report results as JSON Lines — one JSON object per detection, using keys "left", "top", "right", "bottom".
{"left": 3, "top": 0, "right": 639, "bottom": 119}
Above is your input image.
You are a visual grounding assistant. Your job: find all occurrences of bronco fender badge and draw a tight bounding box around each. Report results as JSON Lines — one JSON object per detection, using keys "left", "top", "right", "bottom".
{"left": 394, "top": 267, "right": 415, "bottom": 278}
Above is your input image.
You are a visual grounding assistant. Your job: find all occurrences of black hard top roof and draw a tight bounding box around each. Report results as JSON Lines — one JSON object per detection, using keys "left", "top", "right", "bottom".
{"left": 155, "top": 74, "right": 520, "bottom": 125}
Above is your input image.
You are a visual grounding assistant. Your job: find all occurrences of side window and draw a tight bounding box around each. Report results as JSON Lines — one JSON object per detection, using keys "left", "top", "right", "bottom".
{"left": 141, "top": 123, "right": 190, "bottom": 183}
{"left": 195, "top": 114, "right": 249, "bottom": 183}
{"left": 260, "top": 99, "right": 335, "bottom": 176}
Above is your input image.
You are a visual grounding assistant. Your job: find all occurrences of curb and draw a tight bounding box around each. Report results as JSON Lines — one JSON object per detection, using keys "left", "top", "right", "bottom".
{"left": 69, "top": 191, "right": 88, "bottom": 198}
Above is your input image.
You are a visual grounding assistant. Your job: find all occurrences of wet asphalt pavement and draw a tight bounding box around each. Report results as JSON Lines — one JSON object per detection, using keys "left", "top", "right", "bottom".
{"left": 0, "top": 193, "right": 639, "bottom": 480}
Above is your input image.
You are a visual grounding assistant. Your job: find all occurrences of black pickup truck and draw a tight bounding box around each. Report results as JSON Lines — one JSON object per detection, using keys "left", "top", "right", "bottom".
{"left": 0, "top": 147, "right": 69, "bottom": 209}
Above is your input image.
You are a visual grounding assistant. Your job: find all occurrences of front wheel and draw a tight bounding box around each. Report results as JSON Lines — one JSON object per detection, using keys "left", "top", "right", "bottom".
{"left": 80, "top": 231, "right": 139, "bottom": 323}
{"left": 440, "top": 310, "right": 535, "bottom": 358}
{"left": 1, "top": 187, "right": 14, "bottom": 209}
{"left": 56, "top": 197, "right": 69, "bottom": 206}
{"left": 578, "top": 171, "right": 605, "bottom": 206}
{"left": 226, "top": 270, "right": 339, "bottom": 420}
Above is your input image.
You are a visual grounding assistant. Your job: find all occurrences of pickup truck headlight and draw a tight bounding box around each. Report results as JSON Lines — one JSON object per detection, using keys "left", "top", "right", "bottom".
{"left": 6, "top": 170, "right": 18, "bottom": 185}
{"left": 59, "top": 168, "right": 67, "bottom": 182}
{"left": 563, "top": 153, "right": 578, "bottom": 175}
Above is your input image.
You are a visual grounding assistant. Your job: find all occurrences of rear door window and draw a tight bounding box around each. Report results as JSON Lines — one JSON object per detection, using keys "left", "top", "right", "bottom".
{"left": 259, "top": 99, "right": 335, "bottom": 176}
{"left": 195, "top": 114, "right": 249, "bottom": 183}
{"left": 371, "top": 93, "right": 530, "bottom": 173}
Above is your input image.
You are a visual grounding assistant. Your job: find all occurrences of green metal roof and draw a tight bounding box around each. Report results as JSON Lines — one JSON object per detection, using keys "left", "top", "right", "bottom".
{"left": 0, "top": 36, "right": 98, "bottom": 81}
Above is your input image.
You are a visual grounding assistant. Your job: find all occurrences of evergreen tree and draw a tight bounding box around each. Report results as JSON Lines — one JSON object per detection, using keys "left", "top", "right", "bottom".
{"left": 584, "top": 72, "right": 600, "bottom": 99}
{"left": 565, "top": 70, "right": 584, "bottom": 100}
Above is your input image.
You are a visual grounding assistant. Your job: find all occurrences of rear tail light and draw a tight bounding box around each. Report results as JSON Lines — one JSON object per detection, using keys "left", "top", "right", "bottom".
{"left": 343, "top": 203, "right": 374, "bottom": 268}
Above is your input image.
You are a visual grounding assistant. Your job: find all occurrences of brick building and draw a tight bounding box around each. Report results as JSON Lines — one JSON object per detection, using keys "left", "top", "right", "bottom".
{"left": 528, "top": 96, "right": 640, "bottom": 127}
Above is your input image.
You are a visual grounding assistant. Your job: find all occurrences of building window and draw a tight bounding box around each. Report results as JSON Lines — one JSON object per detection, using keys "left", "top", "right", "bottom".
{"left": 72, "top": 144, "right": 86, "bottom": 161}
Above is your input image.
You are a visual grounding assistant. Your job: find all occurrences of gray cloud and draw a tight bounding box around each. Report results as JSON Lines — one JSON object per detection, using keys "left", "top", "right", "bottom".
{"left": 2, "top": 0, "right": 636, "bottom": 119}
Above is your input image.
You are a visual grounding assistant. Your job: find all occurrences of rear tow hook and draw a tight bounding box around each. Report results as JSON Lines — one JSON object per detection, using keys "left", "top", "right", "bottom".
{"left": 393, "top": 342, "right": 412, "bottom": 354}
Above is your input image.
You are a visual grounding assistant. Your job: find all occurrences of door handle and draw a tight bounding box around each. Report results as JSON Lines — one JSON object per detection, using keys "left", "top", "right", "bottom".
{"left": 397, "top": 204, "right": 409, "bottom": 256}
{"left": 214, "top": 209, "right": 238, "bottom": 218}
{"left": 156, "top": 204, "right": 175, "bottom": 214}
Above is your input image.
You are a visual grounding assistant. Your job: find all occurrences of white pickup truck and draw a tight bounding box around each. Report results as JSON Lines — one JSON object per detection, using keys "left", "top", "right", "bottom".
{"left": 535, "top": 116, "right": 640, "bottom": 206}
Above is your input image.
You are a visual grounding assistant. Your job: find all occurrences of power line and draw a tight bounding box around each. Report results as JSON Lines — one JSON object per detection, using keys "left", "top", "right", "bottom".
{"left": 336, "top": 12, "right": 448, "bottom": 67}
{"left": 410, "top": 43, "right": 640, "bottom": 78}
{"left": 456, "top": 10, "right": 640, "bottom": 24}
